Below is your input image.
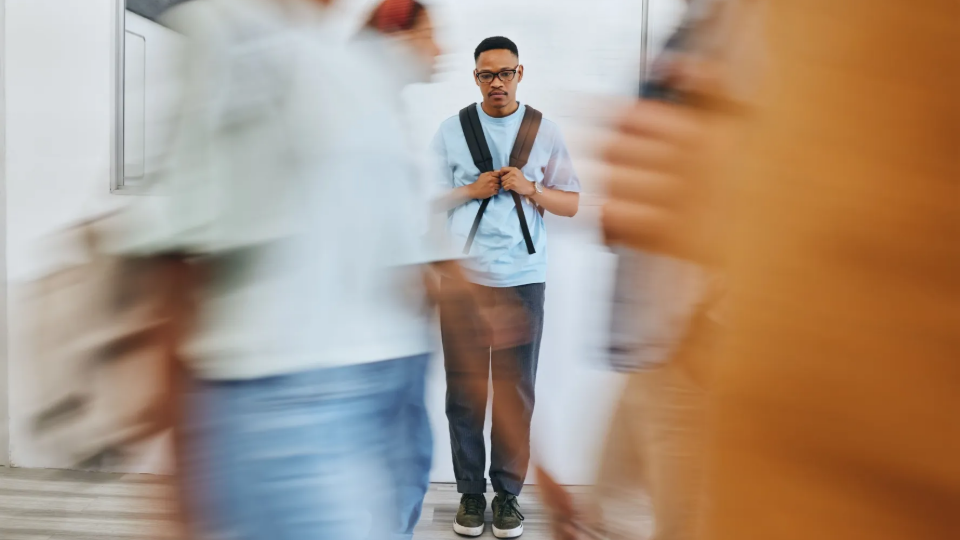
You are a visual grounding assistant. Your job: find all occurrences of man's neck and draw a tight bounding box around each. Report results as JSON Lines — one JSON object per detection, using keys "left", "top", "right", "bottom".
{"left": 481, "top": 100, "right": 520, "bottom": 118}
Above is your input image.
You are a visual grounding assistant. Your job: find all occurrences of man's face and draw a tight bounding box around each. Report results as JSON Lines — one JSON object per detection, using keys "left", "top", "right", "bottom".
{"left": 475, "top": 49, "right": 523, "bottom": 109}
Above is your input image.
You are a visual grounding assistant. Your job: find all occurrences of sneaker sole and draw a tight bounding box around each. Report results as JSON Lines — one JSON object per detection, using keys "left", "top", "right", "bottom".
{"left": 453, "top": 521, "right": 485, "bottom": 537}
{"left": 493, "top": 523, "right": 524, "bottom": 539}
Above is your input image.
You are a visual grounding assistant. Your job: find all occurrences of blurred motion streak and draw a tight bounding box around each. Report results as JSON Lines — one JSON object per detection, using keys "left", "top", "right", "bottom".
{"left": 591, "top": 0, "right": 959, "bottom": 540}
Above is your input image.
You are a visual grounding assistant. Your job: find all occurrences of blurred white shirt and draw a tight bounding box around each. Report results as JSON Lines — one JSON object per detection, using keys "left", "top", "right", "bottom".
{"left": 115, "top": 0, "right": 456, "bottom": 379}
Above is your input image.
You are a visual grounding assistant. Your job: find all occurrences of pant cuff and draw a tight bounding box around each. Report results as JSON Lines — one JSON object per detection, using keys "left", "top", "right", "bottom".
{"left": 457, "top": 479, "right": 487, "bottom": 494}
{"left": 491, "top": 477, "right": 523, "bottom": 496}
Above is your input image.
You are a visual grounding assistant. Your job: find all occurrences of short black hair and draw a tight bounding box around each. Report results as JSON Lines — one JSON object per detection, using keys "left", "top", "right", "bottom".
{"left": 474, "top": 36, "right": 519, "bottom": 62}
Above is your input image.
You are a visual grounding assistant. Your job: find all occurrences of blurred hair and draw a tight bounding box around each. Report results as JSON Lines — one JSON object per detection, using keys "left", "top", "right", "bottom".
{"left": 474, "top": 36, "right": 518, "bottom": 62}
{"left": 367, "top": 0, "right": 426, "bottom": 33}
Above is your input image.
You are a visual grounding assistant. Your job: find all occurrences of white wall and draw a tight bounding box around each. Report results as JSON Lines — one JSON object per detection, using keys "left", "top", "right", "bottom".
{"left": 3, "top": 0, "right": 686, "bottom": 483}
{"left": 5, "top": 0, "right": 120, "bottom": 282}
{"left": 0, "top": 0, "right": 8, "bottom": 467}
{"left": 5, "top": 0, "right": 122, "bottom": 467}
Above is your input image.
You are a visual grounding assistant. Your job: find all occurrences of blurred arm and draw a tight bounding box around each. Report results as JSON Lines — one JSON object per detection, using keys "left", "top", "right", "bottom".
{"left": 435, "top": 184, "right": 482, "bottom": 212}
{"left": 429, "top": 129, "right": 470, "bottom": 212}
{"left": 531, "top": 188, "right": 579, "bottom": 217}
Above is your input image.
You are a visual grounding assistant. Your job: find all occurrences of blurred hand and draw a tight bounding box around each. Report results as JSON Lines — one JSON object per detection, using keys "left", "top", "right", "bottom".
{"left": 535, "top": 466, "right": 600, "bottom": 540}
{"left": 500, "top": 167, "right": 535, "bottom": 196}
{"left": 601, "top": 59, "right": 730, "bottom": 263}
{"left": 480, "top": 301, "right": 530, "bottom": 350}
{"left": 430, "top": 263, "right": 531, "bottom": 350}
{"left": 427, "top": 260, "right": 529, "bottom": 351}
{"left": 468, "top": 171, "right": 502, "bottom": 199}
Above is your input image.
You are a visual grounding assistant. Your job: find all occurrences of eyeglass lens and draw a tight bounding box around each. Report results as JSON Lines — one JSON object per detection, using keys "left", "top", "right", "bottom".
{"left": 478, "top": 70, "right": 517, "bottom": 83}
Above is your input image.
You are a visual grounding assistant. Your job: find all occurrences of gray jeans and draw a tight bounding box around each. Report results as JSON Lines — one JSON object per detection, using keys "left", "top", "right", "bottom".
{"left": 439, "top": 281, "right": 545, "bottom": 496}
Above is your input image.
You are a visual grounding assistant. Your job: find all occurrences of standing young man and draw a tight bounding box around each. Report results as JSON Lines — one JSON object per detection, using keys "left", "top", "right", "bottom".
{"left": 431, "top": 36, "right": 581, "bottom": 539}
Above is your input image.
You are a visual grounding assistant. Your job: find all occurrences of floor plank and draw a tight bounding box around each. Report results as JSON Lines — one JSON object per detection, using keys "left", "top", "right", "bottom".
{"left": 0, "top": 467, "right": 619, "bottom": 539}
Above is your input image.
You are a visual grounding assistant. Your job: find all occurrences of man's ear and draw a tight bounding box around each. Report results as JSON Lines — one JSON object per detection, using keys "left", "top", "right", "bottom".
{"left": 517, "top": 65, "right": 524, "bottom": 82}
{"left": 474, "top": 70, "right": 481, "bottom": 87}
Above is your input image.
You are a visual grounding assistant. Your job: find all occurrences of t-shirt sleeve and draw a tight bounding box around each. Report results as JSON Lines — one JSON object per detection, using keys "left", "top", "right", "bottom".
{"left": 542, "top": 125, "right": 581, "bottom": 193}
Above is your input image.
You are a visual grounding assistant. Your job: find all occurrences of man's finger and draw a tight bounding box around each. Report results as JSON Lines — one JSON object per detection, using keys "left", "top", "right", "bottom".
{"left": 618, "top": 100, "right": 700, "bottom": 141}
{"left": 606, "top": 166, "right": 686, "bottom": 209}
{"left": 602, "top": 199, "right": 707, "bottom": 260}
{"left": 601, "top": 199, "right": 679, "bottom": 252}
{"left": 604, "top": 133, "right": 686, "bottom": 170}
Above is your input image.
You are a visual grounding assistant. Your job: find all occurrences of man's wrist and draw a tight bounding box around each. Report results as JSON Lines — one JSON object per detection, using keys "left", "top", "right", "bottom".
{"left": 527, "top": 181, "right": 542, "bottom": 198}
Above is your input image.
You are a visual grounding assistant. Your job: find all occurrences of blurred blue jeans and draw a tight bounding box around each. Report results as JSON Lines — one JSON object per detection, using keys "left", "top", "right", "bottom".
{"left": 187, "top": 354, "right": 433, "bottom": 540}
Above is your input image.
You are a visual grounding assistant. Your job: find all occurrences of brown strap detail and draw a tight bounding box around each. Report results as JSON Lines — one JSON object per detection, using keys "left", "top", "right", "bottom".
{"left": 510, "top": 106, "right": 543, "bottom": 170}
{"left": 508, "top": 106, "right": 542, "bottom": 254}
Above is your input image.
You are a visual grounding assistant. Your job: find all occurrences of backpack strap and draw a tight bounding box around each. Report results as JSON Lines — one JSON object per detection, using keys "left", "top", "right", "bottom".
{"left": 459, "top": 104, "right": 494, "bottom": 254}
{"left": 459, "top": 104, "right": 543, "bottom": 255}
{"left": 507, "top": 106, "right": 542, "bottom": 254}
{"left": 509, "top": 106, "right": 542, "bottom": 170}
{"left": 459, "top": 104, "right": 494, "bottom": 173}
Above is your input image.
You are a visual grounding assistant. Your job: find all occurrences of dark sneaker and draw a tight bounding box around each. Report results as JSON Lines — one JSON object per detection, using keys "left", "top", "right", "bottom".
{"left": 453, "top": 493, "right": 486, "bottom": 537}
{"left": 492, "top": 492, "right": 525, "bottom": 538}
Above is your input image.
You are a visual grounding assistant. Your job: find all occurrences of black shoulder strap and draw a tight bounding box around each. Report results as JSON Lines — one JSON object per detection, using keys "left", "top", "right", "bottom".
{"left": 460, "top": 104, "right": 543, "bottom": 255}
{"left": 459, "top": 104, "right": 494, "bottom": 173}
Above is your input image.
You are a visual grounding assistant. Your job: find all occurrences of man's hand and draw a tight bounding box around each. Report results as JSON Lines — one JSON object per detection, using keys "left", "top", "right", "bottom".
{"left": 601, "top": 101, "right": 705, "bottom": 259}
{"left": 500, "top": 167, "right": 536, "bottom": 196}
{"left": 468, "top": 171, "right": 502, "bottom": 200}
{"left": 535, "top": 466, "right": 603, "bottom": 540}
{"left": 480, "top": 300, "right": 531, "bottom": 351}
{"left": 603, "top": 58, "right": 749, "bottom": 263}
{"left": 601, "top": 60, "right": 731, "bottom": 263}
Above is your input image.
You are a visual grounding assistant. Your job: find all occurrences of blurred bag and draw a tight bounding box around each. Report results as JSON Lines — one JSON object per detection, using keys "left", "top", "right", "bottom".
{"left": 23, "top": 215, "right": 177, "bottom": 469}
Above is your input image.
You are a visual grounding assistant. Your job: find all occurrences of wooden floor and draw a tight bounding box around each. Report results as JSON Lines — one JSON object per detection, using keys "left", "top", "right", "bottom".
{"left": 0, "top": 466, "right": 633, "bottom": 540}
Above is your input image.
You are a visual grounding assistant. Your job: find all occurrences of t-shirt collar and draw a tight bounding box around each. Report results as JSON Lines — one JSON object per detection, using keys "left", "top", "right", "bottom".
{"left": 477, "top": 102, "right": 526, "bottom": 125}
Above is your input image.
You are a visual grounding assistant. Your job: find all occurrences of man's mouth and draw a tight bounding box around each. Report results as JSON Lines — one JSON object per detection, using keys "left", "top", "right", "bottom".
{"left": 489, "top": 91, "right": 507, "bottom": 97}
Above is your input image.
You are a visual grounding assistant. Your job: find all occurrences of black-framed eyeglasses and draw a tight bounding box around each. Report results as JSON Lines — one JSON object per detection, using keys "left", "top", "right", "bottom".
{"left": 475, "top": 66, "right": 519, "bottom": 84}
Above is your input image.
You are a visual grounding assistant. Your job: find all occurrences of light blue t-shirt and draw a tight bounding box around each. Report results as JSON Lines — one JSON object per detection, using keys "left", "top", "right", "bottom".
{"left": 431, "top": 104, "right": 581, "bottom": 287}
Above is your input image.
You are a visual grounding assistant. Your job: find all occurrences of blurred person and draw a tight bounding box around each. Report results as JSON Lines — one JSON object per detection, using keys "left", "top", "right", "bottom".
{"left": 431, "top": 35, "right": 581, "bottom": 538}
{"left": 364, "top": 0, "right": 439, "bottom": 67}
{"left": 600, "top": 1, "right": 960, "bottom": 540}
{"left": 111, "top": 0, "right": 460, "bottom": 539}
{"left": 593, "top": 2, "right": 748, "bottom": 539}
{"left": 537, "top": 0, "right": 762, "bottom": 538}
